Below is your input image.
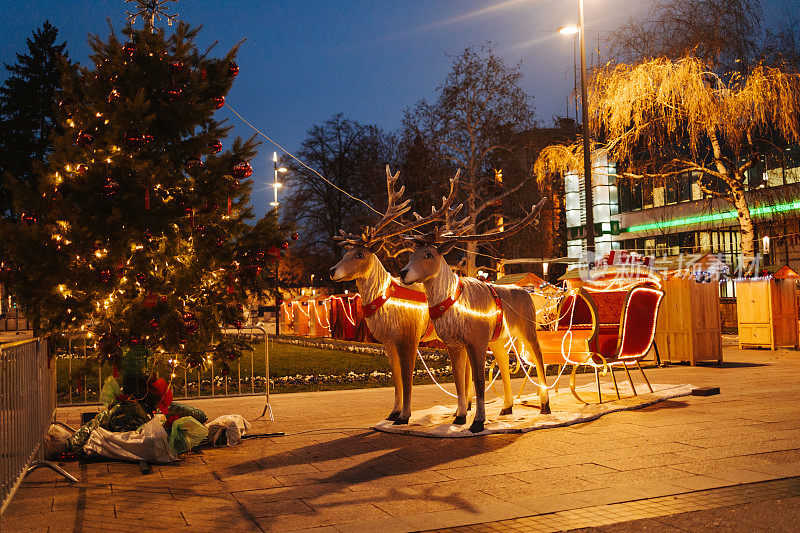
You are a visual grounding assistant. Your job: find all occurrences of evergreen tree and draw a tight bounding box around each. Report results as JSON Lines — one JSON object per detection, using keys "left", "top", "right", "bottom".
{"left": 0, "top": 10, "right": 284, "bottom": 370}
{"left": 0, "top": 21, "right": 68, "bottom": 217}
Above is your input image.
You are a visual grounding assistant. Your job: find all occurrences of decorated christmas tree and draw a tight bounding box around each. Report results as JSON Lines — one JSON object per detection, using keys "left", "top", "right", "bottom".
{"left": 0, "top": 1, "right": 285, "bottom": 371}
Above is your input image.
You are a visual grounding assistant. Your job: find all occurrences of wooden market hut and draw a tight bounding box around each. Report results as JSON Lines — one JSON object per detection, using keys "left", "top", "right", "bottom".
{"left": 736, "top": 265, "right": 799, "bottom": 350}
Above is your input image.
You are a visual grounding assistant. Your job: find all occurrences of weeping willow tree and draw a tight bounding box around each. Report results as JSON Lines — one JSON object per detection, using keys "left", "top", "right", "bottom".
{"left": 536, "top": 56, "right": 800, "bottom": 258}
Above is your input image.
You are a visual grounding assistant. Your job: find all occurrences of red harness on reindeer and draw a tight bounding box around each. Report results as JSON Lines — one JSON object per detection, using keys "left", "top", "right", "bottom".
{"left": 428, "top": 279, "right": 504, "bottom": 342}
{"left": 361, "top": 281, "right": 428, "bottom": 318}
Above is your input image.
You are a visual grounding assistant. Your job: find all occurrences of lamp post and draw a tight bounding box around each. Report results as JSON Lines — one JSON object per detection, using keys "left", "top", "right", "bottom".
{"left": 272, "top": 152, "right": 288, "bottom": 335}
{"left": 558, "top": 0, "right": 595, "bottom": 256}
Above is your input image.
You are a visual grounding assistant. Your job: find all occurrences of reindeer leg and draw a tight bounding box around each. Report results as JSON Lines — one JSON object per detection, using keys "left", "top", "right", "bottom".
{"left": 394, "top": 341, "right": 415, "bottom": 425}
{"left": 449, "top": 346, "right": 469, "bottom": 425}
{"left": 491, "top": 339, "right": 514, "bottom": 416}
{"left": 385, "top": 343, "right": 402, "bottom": 421}
{"left": 465, "top": 362, "right": 473, "bottom": 411}
{"left": 467, "top": 344, "right": 487, "bottom": 433}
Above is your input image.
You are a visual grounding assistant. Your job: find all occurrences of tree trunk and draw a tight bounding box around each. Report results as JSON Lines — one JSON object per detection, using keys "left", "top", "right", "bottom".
{"left": 466, "top": 191, "right": 478, "bottom": 277}
{"left": 730, "top": 181, "right": 755, "bottom": 261}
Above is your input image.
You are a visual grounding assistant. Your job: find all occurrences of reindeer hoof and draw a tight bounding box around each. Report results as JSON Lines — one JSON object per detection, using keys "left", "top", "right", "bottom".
{"left": 453, "top": 415, "right": 467, "bottom": 425}
{"left": 468, "top": 420, "right": 485, "bottom": 433}
{"left": 499, "top": 406, "right": 513, "bottom": 416}
{"left": 386, "top": 411, "right": 400, "bottom": 421}
{"left": 540, "top": 404, "right": 551, "bottom": 415}
{"left": 392, "top": 416, "right": 410, "bottom": 426}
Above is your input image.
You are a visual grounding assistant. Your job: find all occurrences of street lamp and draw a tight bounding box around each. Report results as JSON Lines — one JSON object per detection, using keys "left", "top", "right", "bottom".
{"left": 272, "top": 151, "right": 288, "bottom": 336}
{"left": 558, "top": 0, "right": 595, "bottom": 256}
{"left": 271, "top": 151, "right": 287, "bottom": 211}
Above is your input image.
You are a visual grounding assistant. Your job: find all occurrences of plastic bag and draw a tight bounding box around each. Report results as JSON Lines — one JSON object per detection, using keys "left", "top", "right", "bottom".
{"left": 66, "top": 410, "right": 111, "bottom": 454}
{"left": 44, "top": 423, "right": 73, "bottom": 459}
{"left": 168, "top": 402, "right": 208, "bottom": 424}
{"left": 206, "top": 414, "right": 251, "bottom": 447}
{"left": 168, "top": 416, "right": 208, "bottom": 455}
{"left": 107, "top": 399, "right": 149, "bottom": 432}
{"left": 99, "top": 376, "right": 121, "bottom": 408}
{"left": 83, "top": 416, "right": 178, "bottom": 463}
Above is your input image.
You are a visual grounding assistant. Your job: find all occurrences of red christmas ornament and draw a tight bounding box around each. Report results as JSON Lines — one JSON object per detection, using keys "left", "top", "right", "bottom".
{"left": 183, "top": 312, "right": 197, "bottom": 333}
{"left": 210, "top": 140, "right": 223, "bottom": 154}
{"left": 144, "top": 187, "right": 150, "bottom": 210}
{"left": 291, "top": 231, "right": 299, "bottom": 241}
{"left": 129, "top": 335, "right": 142, "bottom": 346}
{"left": 143, "top": 293, "right": 159, "bottom": 309}
{"left": 216, "top": 237, "right": 225, "bottom": 247}
{"left": 281, "top": 241, "right": 289, "bottom": 250}
{"left": 123, "top": 42, "right": 137, "bottom": 57}
{"left": 232, "top": 160, "right": 252, "bottom": 179}
{"left": 212, "top": 96, "right": 225, "bottom": 110}
{"left": 76, "top": 131, "right": 93, "bottom": 146}
{"left": 227, "top": 197, "right": 232, "bottom": 215}
{"left": 228, "top": 62, "right": 239, "bottom": 77}
{"left": 200, "top": 67, "right": 207, "bottom": 80}
{"left": 148, "top": 318, "right": 159, "bottom": 329}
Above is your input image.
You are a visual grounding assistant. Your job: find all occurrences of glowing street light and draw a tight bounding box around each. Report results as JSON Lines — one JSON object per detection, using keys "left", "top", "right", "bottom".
{"left": 271, "top": 152, "right": 287, "bottom": 211}
{"left": 559, "top": 0, "right": 595, "bottom": 255}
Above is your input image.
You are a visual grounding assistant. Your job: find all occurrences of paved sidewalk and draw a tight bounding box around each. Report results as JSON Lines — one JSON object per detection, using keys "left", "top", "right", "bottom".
{"left": 3, "top": 346, "right": 800, "bottom": 532}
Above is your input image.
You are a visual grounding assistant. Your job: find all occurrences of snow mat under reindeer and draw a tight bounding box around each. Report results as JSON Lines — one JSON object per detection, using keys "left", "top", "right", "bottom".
{"left": 374, "top": 382, "right": 695, "bottom": 438}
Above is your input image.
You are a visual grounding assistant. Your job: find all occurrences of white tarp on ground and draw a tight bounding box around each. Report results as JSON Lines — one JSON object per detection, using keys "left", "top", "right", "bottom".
{"left": 374, "top": 382, "right": 695, "bottom": 438}
{"left": 83, "top": 417, "right": 179, "bottom": 463}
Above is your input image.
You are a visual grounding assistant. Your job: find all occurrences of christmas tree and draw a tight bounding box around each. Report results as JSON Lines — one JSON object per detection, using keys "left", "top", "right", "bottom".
{"left": 0, "top": 1, "right": 285, "bottom": 371}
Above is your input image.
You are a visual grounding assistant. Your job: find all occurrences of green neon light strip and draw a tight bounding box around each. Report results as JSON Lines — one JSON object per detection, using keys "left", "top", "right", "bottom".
{"left": 622, "top": 200, "right": 800, "bottom": 233}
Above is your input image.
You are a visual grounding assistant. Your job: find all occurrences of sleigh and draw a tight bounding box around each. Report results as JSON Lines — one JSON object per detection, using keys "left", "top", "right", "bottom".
{"left": 537, "top": 279, "right": 664, "bottom": 404}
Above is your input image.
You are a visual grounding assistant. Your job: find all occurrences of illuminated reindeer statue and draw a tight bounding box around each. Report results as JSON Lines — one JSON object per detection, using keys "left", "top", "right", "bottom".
{"left": 329, "top": 166, "right": 461, "bottom": 424}
{"left": 400, "top": 198, "right": 549, "bottom": 433}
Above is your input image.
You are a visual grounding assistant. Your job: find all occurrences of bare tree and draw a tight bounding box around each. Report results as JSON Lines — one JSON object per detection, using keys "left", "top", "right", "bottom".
{"left": 536, "top": 56, "right": 800, "bottom": 259}
{"left": 403, "top": 45, "right": 536, "bottom": 276}
{"left": 282, "top": 114, "right": 397, "bottom": 265}
{"left": 608, "top": 0, "right": 764, "bottom": 73}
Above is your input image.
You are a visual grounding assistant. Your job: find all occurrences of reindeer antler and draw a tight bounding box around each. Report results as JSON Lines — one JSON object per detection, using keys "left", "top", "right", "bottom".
{"left": 334, "top": 166, "right": 413, "bottom": 249}
{"left": 435, "top": 197, "right": 547, "bottom": 244}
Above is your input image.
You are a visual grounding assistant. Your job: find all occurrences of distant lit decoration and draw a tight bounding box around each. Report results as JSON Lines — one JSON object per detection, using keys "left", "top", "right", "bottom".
{"left": 123, "top": 42, "right": 137, "bottom": 57}
{"left": 228, "top": 62, "right": 239, "bottom": 77}
{"left": 126, "top": 0, "right": 179, "bottom": 28}
{"left": 169, "top": 59, "right": 183, "bottom": 74}
{"left": 124, "top": 130, "right": 145, "bottom": 150}
{"left": 210, "top": 139, "right": 223, "bottom": 153}
{"left": 232, "top": 160, "right": 252, "bottom": 179}
{"left": 102, "top": 179, "right": 120, "bottom": 196}
{"left": 76, "top": 164, "right": 88, "bottom": 174}
{"left": 20, "top": 212, "right": 38, "bottom": 225}
{"left": 212, "top": 96, "right": 225, "bottom": 110}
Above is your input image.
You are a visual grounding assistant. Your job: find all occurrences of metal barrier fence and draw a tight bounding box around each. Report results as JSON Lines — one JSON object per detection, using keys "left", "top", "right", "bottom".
{"left": 56, "top": 327, "right": 273, "bottom": 420}
{"left": 1, "top": 338, "right": 76, "bottom": 516}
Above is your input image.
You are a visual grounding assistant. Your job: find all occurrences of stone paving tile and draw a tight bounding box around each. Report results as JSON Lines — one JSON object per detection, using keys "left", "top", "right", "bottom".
{"left": 253, "top": 502, "right": 392, "bottom": 531}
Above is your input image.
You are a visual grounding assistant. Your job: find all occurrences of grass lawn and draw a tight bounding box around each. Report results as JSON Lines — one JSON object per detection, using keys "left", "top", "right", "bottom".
{"left": 56, "top": 340, "right": 453, "bottom": 403}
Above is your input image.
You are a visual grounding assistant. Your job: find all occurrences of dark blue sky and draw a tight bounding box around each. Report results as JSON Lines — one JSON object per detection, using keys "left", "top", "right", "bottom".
{"left": 1, "top": 0, "right": 797, "bottom": 214}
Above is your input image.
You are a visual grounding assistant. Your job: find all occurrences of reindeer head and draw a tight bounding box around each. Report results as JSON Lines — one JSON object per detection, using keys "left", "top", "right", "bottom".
{"left": 330, "top": 166, "right": 460, "bottom": 282}
{"left": 400, "top": 197, "right": 548, "bottom": 285}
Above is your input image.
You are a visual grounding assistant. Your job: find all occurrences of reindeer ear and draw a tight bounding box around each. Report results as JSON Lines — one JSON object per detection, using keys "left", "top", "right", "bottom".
{"left": 438, "top": 242, "right": 457, "bottom": 256}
